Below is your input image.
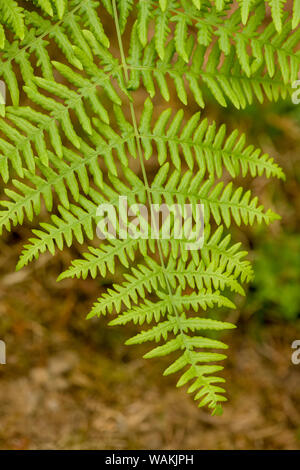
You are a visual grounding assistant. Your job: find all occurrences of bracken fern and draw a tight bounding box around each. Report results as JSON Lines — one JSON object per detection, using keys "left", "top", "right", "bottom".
{"left": 0, "top": 0, "right": 296, "bottom": 414}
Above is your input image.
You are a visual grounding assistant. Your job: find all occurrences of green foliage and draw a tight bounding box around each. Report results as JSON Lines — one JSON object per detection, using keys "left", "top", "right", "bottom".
{"left": 250, "top": 234, "right": 300, "bottom": 321}
{"left": 0, "top": 0, "right": 295, "bottom": 413}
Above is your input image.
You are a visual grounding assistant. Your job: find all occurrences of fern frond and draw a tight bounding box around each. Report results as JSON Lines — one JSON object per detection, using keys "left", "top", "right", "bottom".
{"left": 126, "top": 32, "right": 297, "bottom": 110}
{"left": 15, "top": 168, "right": 146, "bottom": 268}
{"left": 0, "top": 0, "right": 109, "bottom": 105}
{"left": 28, "top": 0, "right": 54, "bottom": 17}
{"left": 58, "top": 238, "right": 153, "bottom": 280}
{"left": 87, "top": 255, "right": 243, "bottom": 318}
{"left": 136, "top": 99, "right": 285, "bottom": 178}
{"left": 122, "top": 309, "right": 236, "bottom": 412}
{"left": 114, "top": 0, "right": 300, "bottom": 86}
{"left": 14, "top": 101, "right": 280, "bottom": 274}
{"left": 60, "top": 223, "right": 254, "bottom": 286}
{"left": 16, "top": 194, "right": 98, "bottom": 270}
{"left": 17, "top": 145, "right": 279, "bottom": 273}
{"left": 0, "top": 24, "right": 5, "bottom": 49}
{"left": 0, "top": 0, "right": 289, "bottom": 414}
{"left": 238, "top": 0, "right": 255, "bottom": 24}
{"left": 292, "top": 0, "right": 300, "bottom": 28}
{"left": 117, "top": 0, "right": 134, "bottom": 33}
{"left": 113, "top": 310, "right": 235, "bottom": 334}
{"left": 267, "top": 0, "right": 285, "bottom": 32}
{"left": 0, "top": 55, "right": 126, "bottom": 182}
{"left": 0, "top": 142, "right": 106, "bottom": 234}
{"left": 202, "top": 225, "right": 254, "bottom": 283}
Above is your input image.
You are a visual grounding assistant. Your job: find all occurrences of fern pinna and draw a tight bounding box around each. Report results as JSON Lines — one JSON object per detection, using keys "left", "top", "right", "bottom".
{"left": 0, "top": 0, "right": 296, "bottom": 414}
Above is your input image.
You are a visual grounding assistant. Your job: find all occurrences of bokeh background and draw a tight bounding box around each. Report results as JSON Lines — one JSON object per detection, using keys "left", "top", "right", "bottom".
{"left": 0, "top": 2, "right": 299, "bottom": 449}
